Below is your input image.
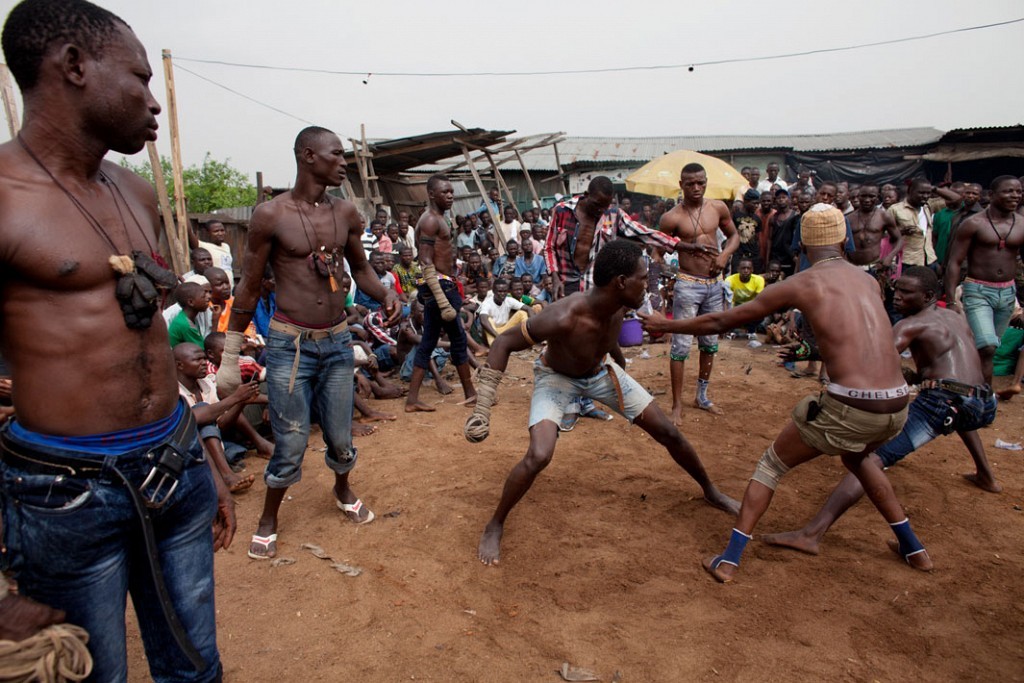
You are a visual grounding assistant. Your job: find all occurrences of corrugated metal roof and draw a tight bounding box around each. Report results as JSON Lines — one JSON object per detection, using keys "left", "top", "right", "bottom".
{"left": 416, "top": 127, "right": 945, "bottom": 172}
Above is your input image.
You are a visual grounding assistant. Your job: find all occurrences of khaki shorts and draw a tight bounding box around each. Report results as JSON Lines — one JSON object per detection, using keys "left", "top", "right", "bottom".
{"left": 792, "top": 392, "right": 907, "bottom": 456}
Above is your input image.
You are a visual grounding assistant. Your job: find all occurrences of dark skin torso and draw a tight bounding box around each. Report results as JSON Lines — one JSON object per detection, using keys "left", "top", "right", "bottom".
{"left": 571, "top": 204, "right": 602, "bottom": 275}
{"left": 235, "top": 195, "right": 363, "bottom": 326}
{"left": 946, "top": 209, "right": 1024, "bottom": 286}
{"left": 659, "top": 199, "right": 734, "bottom": 277}
{"left": 534, "top": 294, "right": 625, "bottom": 378}
{"left": 849, "top": 207, "right": 899, "bottom": 266}
{"left": 0, "top": 145, "right": 177, "bottom": 434}
{"left": 416, "top": 210, "right": 456, "bottom": 277}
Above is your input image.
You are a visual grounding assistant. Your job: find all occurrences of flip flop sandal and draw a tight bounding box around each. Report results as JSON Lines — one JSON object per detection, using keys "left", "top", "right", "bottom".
{"left": 337, "top": 498, "right": 375, "bottom": 525}
{"left": 247, "top": 533, "right": 277, "bottom": 560}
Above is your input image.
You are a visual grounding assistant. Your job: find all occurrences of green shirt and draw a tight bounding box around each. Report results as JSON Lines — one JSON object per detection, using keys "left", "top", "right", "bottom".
{"left": 932, "top": 207, "right": 956, "bottom": 265}
{"left": 168, "top": 310, "right": 205, "bottom": 348}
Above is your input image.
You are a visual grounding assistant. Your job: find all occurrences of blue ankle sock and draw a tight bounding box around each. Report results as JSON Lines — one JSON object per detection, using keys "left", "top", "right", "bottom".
{"left": 714, "top": 528, "right": 752, "bottom": 568}
{"left": 890, "top": 518, "right": 925, "bottom": 558}
{"left": 696, "top": 378, "right": 710, "bottom": 405}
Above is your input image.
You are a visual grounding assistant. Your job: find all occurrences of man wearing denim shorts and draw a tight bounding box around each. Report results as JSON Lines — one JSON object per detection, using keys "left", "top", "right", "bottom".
{"left": 221, "top": 126, "right": 399, "bottom": 560}
{"left": 658, "top": 163, "right": 739, "bottom": 420}
{"left": 763, "top": 266, "right": 1001, "bottom": 556}
{"left": 945, "top": 175, "right": 1023, "bottom": 387}
{"left": 642, "top": 205, "right": 931, "bottom": 583}
{"left": 466, "top": 240, "right": 739, "bottom": 566}
{"left": 0, "top": 1, "right": 235, "bottom": 678}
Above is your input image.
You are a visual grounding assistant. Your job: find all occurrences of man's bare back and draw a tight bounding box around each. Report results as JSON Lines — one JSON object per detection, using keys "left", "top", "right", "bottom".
{"left": 897, "top": 304, "right": 985, "bottom": 385}
{"left": 0, "top": 150, "right": 177, "bottom": 434}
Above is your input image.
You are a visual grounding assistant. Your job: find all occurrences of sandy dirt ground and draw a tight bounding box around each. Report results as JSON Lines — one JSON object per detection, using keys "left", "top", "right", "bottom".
{"left": 127, "top": 339, "right": 1024, "bottom": 682}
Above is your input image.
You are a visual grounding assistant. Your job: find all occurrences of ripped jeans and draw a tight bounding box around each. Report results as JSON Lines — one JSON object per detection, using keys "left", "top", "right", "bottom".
{"left": 264, "top": 327, "right": 357, "bottom": 488}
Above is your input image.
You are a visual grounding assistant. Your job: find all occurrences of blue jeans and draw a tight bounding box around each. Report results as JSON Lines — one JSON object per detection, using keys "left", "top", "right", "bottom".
{"left": 0, "top": 420, "right": 221, "bottom": 683}
{"left": 265, "top": 327, "right": 356, "bottom": 488}
{"left": 415, "top": 281, "right": 469, "bottom": 368}
{"left": 671, "top": 275, "right": 725, "bottom": 361}
{"left": 962, "top": 280, "right": 1016, "bottom": 349}
{"left": 876, "top": 388, "right": 997, "bottom": 467}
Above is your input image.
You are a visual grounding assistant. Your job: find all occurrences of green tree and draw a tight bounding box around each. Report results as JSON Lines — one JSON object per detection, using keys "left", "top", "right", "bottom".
{"left": 121, "top": 153, "right": 256, "bottom": 214}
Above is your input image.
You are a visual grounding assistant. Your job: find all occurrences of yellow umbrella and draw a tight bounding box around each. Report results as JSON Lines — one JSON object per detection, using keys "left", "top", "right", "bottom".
{"left": 625, "top": 150, "right": 748, "bottom": 201}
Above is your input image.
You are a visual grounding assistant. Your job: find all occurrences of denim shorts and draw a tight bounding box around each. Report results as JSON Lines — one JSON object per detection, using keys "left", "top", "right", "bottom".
{"left": 671, "top": 275, "right": 725, "bottom": 361}
{"left": 265, "top": 326, "right": 356, "bottom": 488}
{"left": 528, "top": 357, "right": 654, "bottom": 427}
{"left": 962, "top": 280, "right": 1016, "bottom": 349}
{"left": 876, "top": 388, "right": 997, "bottom": 467}
{"left": 0, "top": 413, "right": 221, "bottom": 682}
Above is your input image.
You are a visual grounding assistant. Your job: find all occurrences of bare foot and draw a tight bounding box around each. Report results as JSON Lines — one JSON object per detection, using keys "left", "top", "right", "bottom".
{"left": 886, "top": 540, "right": 934, "bottom": 572}
{"left": 670, "top": 406, "right": 684, "bottom": 426}
{"left": 478, "top": 523, "right": 503, "bottom": 566}
{"left": 362, "top": 410, "right": 397, "bottom": 422}
{"left": 254, "top": 437, "right": 274, "bottom": 460}
{"left": 962, "top": 472, "right": 1002, "bottom": 493}
{"left": 352, "top": 423, "right": 378, "bottom": 437}
{"left": 703, "top": 488, "right": 740, "bottom": 516}
{"left": 701, "top": 555, "right": 737, "bottom": 583}
{"left": 0, "top": 593, "right": 65, "bottom": 642}
{"left": 226, "top": 472, "right": 255, "bottom": 493}
{"left": 997, "top": 384, "right": 1021, "bottom": 401}
{"left": 405, "top": 400, "right": 436, "bottom": 413}
{"left": 762, "top": 530, "right": 821, "bottom": 555}
{"left": 374, "top": 385, "right": 407, "bottom": 400}
{"left": 435, "top": 381, "right": 454, "bottom": 395}
{"left": 694, "top": 400, "right": 724, "bottom": 416}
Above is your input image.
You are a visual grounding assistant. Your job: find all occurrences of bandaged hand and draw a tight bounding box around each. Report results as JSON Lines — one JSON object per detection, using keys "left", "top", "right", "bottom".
{"left": 216, "top": 330, "right": 244, "bottom": 397}
{"left": 423, "top": 264, "right": 457, "bottom": 321}
{"left": 464, "top": 365, "right": 504, "bottom": 443}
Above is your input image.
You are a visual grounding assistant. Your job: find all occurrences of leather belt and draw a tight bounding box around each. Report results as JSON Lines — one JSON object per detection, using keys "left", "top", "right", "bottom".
{"left": 269, "top": 317, "right": 349, "bottom": 393}
{"left": 919, "top": 379, "right": 992, "bottom": 400}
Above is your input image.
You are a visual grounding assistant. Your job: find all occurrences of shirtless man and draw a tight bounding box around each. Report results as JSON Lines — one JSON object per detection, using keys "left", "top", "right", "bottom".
{"left": 642, "top": 204, "right": 930, "bottom": 583}
{"left": 658, "top": 163, "right": 739, "bottom": 419}
{"left": 466, "top": 240, "right": 738, "bottom": 566}
{"left": 220, "top": 126, "right": 399, "bottom": 560}
{"left": 405, "top": 174, "right": 476, "bottom": 412}
{"left": 0, "top": 1, "right": 232, "bottom": 678}
{"left": 944, "top": 176, "right": 1024, "bottom": 387}
{"left": 763, "top": 266, "right": 1000, "bottom": 557}
{"left": 849, "top": 185, "right": 903, "bottom": 269}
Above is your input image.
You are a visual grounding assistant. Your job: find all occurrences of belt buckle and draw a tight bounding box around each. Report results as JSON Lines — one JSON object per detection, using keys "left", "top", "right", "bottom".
{"left": 139, "top": 444, "right": 186, "bottom": 508}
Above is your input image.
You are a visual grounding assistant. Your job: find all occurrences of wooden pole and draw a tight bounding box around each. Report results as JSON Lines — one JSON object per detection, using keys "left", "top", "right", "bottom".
{"left": 484, "top": 151, "right": 516, "bottom": 216}
{"left": 147, "top": 141, "right": 186, "bottom": 274}
{"left": 256, "top": 171, "right": 264, "bottom": 205}
{"left": 161, "top": 50, "right": 189, "bottom": 253}
{"left": 552, "top": 142, "right": 568, "bottom": 195}
{"left": 0, "top": 64, "right": 19, "bottom": 138}
{"left": 515, "top": 150, "right": 542, "bottom": 210}
{"left": 462, "top": 146, "right": 505, "bottom": 254}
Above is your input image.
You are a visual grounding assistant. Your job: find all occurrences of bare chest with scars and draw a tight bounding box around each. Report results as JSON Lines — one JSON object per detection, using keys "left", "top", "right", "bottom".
{"left": 573, "top": 208, "right": 599, "bottom": 273}
{"left": 675, "top": 202, "right": 719, "bottom": 274}
{"left": 274, "top": 202, "right": 350, "bottom": 313}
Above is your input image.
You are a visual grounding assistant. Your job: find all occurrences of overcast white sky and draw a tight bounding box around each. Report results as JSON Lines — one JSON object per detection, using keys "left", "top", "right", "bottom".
{"left": 2, "top": 0, "right": 1021, "bottom": 185}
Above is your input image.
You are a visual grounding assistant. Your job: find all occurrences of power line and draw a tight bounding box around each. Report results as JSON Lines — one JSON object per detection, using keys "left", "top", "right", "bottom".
{"left": 174, "top": 63, "right": 314, "bottom": 124}
{"left": 176, "top": 16, "right": 1023, "bottom": 78}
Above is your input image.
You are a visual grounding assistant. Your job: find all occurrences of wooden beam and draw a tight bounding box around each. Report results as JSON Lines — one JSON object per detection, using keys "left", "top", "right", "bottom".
{"left": 552, "top": 142, "right": 568, "bottom": 195}
{"left": 515, "top": 150, "right": 541, "bottom": 210}
{"left": 0, "top": 64, "right": 19, "bottom": 137}
{"left": 484, "top": 151, "right": 516, "bottom": 216}
{"left": 147, "top": 141, "right": 185, "bottom": 274}
{"left": 161, "top": 50, "right": 190, "bottom": 256}
{"left": 255, "top": 171, "right": 264, "bottom": 205}
{"left": 462, "top": 145, "right": 505, "bottom": 254}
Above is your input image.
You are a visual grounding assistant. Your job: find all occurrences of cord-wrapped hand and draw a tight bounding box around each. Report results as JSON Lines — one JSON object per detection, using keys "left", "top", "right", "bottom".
{"left": 216, "top": 330, "right": 244, "bottom": 397}
{"left": 464, "top": 365, "right": 504, "bottom": 443}
{"left": 423, "top": 264, "right": 457, "bottom": 321}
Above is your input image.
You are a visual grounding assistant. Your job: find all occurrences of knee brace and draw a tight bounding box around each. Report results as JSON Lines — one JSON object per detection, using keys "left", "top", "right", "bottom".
{"left": 750, "top": 443, "right": 790, "bottom": 490}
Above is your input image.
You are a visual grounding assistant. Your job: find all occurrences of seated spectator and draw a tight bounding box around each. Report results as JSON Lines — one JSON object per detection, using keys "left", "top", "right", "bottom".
{"left": 252, "top": 265, "right": 277, "bottom": 340}
{"left": 393, "top": 245, "right": 422, "bottom": 298}
{"left": 492, "top": 239, "right": 519, "bottom": 279}
{"left": 509, "top": 279, "right": 544, "bottom": 312}
{"left": 362, "top": 218, "right": 384, "bottom": 256}
{"left": 478, "top": 277, "right": 533, "bottom": 345}
{"left": 167, "top": 281, "right": 209, "bottom": 347}
{"left": 205, "top": 267, "right": 234, "bottom": 333}
{"left": 397, "top": 300, "right": 453, "bottom": 393}
{"left": 174, "top": 342, "right": 260, "bottom": 492}
{"left": 182, "top": 246, "right": 213, "bottom": 280}
{"left": 499, "top": 205, "right": 521, "bottom": 241}
{"left": 724, "top": 258, "right": 766, "bottom": 338}
{"left": 355, "top": 250, "right": 403, "bottom": 311}
{"left": 163, "top": 273, "right": 213, "bottom": 335}
{"left": 463, "top": 250, "right": 490, "bottom": 286}
{"left": 533, "top": 273, "right": 556, "bottom": 304}
{"left": 514, "top": 236, "right": 547, "bottom": 281}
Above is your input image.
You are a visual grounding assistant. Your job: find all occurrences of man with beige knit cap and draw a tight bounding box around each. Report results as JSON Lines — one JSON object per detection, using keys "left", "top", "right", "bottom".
{"left": 641, "top": 204, "right": 932, "bottom": 583}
